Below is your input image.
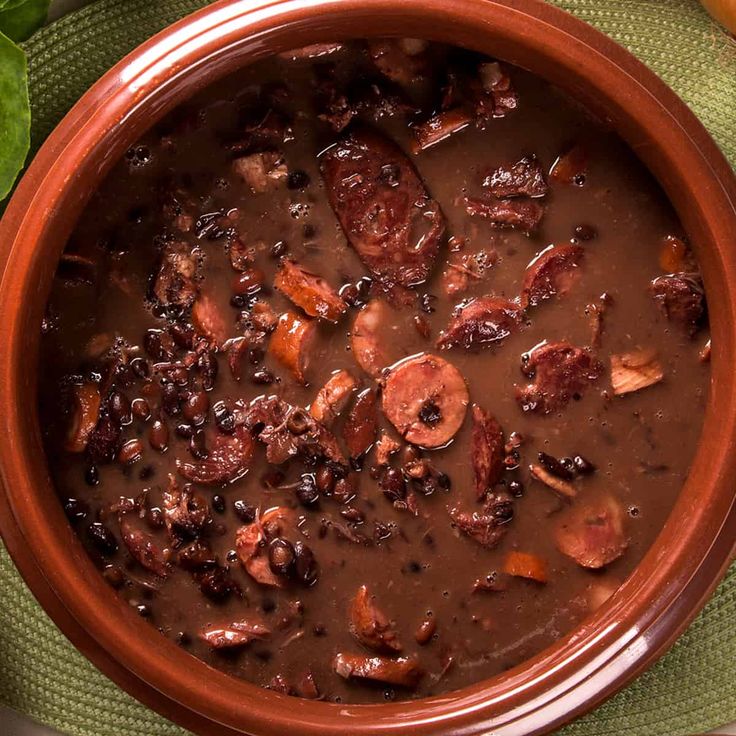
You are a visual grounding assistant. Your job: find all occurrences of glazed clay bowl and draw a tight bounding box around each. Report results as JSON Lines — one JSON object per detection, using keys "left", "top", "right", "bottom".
{"left": 1, "top": 1, "right": 736, "bottom": 735}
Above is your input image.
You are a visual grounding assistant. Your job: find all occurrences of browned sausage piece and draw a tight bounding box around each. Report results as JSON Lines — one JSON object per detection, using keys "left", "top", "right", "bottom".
{"left": 65, "top": 382, "right": 101, "bottom": 453}
{"left": 343, "top": 388, "right": 379, "bottom": 460}
{"left": 516, "top": 341, "right": 604, "bottom": 414}
{"left": 471, "top": 404, "right": 505, "bottom": 500}
{"left": 350, "top": 585, "right": 402, "bottom": 653}
{"left": 310, "top": 370, "right": 357, "bottom": 425}
{"left": 465, "top": 196, "right": 544, "bottom": 233}
{"left": 382, "top": 354, "right": 469, "bottom": 448}
{"left": 351, "top": 299, "right": 395, "bottom": 378}
{"left": 411, "top": 108, "right": 473, "bottom": 153}
{"left": 177, "top": 426, "right": 255, "bottom": 485}
{"left": 520, "top": 244, "right": 584, "bottom": 309}
{"left": 437, "top": 296, "right": 522, "bottom": 350}
{"left": 120, "top": 517, "right": 169, "bottom": 577}
{"left": 199, "top": 618, "right": 271, "bottom": 649}
{"left": 192, "top": 291, "right": 230, "bottom": 347}
{"left": 333, "top": 652, "right": 423, "bottom": 688}
{"left": 320, "top": 129, "right": 445, "bottom": 292}
{"left": 162, "top": 477, "right": 210, "bottom": 539}
{"left": 152, "top": 241, "right": 199, "bottom": 310}
{"left": 274, "top": 259, "right": 347, "bottom": 322}
{"left": 649, "top": 273, "right": 705, "bottom": 336}
{"left": 555, "top": 496, "right": 628, "bottom": 569}
{"left": 269, "top": 311, "right": 317, "bottom": 385}
{"left": 482, "top": 155, "right": 548, "bottom": 198}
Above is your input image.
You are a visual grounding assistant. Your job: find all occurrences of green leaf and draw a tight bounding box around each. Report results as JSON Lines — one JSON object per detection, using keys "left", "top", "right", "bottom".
{"left": 0, "top": 0, "right": 49, "bottom": 42}
{"left": 0, "top": 31, "right": 30, "bottom": 201}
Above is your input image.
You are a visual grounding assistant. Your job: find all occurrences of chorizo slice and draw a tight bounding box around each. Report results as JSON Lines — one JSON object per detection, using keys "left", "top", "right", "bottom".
{"left": 351, "top": 299, "right": 395, "bottom": 378}
{"left": 349, "top": 585, "right": 402, "bottom": 653}
{"left": 516, "top": 341, "right": 604, "bottom": 414}
{"left": 555, "top": 496, "right": 628, "bottom": 569}
{"left": 343, "top": 388, "right": 379, "bottom": 460}
{"left": 65, "top": 382, "right": 101, "bottom": 453}
{"left": 520, "top": 244, "right": 584, "bottom": 309}
{"left": 471, "top": 404, "right": 505, "bottom": 499}
{"left": 176, "top": 426, "right": 255, "bottom": 485}
{"left": 437, "top": 296, "right": 521, "bottom": 350}
{"left": 269, "top": 311, "right": 317, "bottom": 384}
{"left": 483, "top": 155, "right": 548, "bottom": 198}
{"left": 333, "top": 652, "right": 423, "bottom": 688}
{"left": 274, "top": 259, "right": 347, "bottom": 322}
{"left": 382, "top": 354, "right": 469, "bottom": 448}
{"left": 649, "top": 272, "right": 705, "bottom": 336}
{"left": 465, "top": 196, "right": 544, "bottom": 232}
{"left": 119, "top": 517, "right": 169, "bottom": 577}
{"left": 310, "top": 370, "right": 357, "bottom": 425}
{"left": 320, "top": 128, "right": 445, "bottom": 292}
{"left": 199, "top": 618, "right": 271, "bottom": 649}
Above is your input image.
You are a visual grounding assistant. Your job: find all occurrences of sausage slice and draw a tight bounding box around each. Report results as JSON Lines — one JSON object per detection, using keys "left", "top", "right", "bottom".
{"left": 269, "top": 311, "right": 317, "bottom": 384}
{"left": 437, "top": 296, "right": 522, "bottom": 350}
{"left": 274, "top": 259, "right": 347, "bottom": 322}
{"left": 333, "top": 652, "right": 423, "bottom": 687}
{"left": 470, "top": 404, "right": 505, "bottom": 499}
{"left": 520, "top": 244, "right": 584, "bottom": 309}
{"left": 382, "top": 354, "right": 469, "bottom": 448}
{"left": 351, "top": 299, "right": 394, "bottom": 378}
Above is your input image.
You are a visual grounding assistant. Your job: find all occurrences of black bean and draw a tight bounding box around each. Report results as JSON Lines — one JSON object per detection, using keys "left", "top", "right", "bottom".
{"left": 573, "top": 454, "right": 596, "bottom": 475}
{"left": 212, "top": 495, "right": 226, "bottom": 513}
{"left": 573, "top": 223, "right": 597, "bottom": 241}
{"left": 170, "top": 323, "right": 195, "bottom": 349}
{"left": 379, "top": 466, "right": 406, "bottom": 502}
{"left": 175, "top": 422, "right": 194, "bottom": 439}
{"left": 130, "top": 357, "right": 150, "bottom": 379}
{"left": 148, "top": 419, "right": 169, "bottom": 452}
{"left": 102, "top": 565, "right": 125, "bottom": 589}
{"left": 251, "top": 368, "right": 275, "bottom": 385}
{"left": 293, "top": 541, "right": 318, "bottom": 586}
{"left": 213, "top": 401, "right": 235, "bottom": 434}
{"left": 145, "top": 506, "right": 165, "bottom": 529}
{"left": 161, "top": 381, "right": 181, "bottom": 416}
{"left": 63, "top": 497, "right": 89, "bottom": 523}
{"left": 508, "top": 479, "right": 525, "bottom": 497}
{"left": 108, "top": 391, "right": 132, "bottom": 425}
{"left": 84, "top": 464, "right": 100, "bottom": 486}
{"left": 268, "top": 538, "right": 296, "bottom": 576}
{"left": 419, "top": 293, "right": 437, "bottom": 314}
{"left": 296, "top": 473, "right": 319, "bottom": 506}
{"left": 270, "top": 240, "right": 288, "bottom": 259}
{"left": 233, "top": 500, "right": 256, "bottom": 523}
{"left": 189, "top": 430, "right": 209, "bottom": 459}
{"left": 136, "top": 603, "right": 152, "bottom": 618}
{"left": 287, "top": 170, "right": 310, "bottom": 190}
{"left": 197, "top": 567, "right": 239, "bottom": 601}
{"left": 87, "top": 522, "right": 118, "bottom": 555}
{"left": 538, "top": 451, "right": 574, "bottom": 481}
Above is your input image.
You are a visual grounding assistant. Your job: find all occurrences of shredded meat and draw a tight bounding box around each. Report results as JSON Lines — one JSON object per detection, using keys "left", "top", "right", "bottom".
{"left": 449, "top": 493, "right": 513, "bottom": 548}
{"left": 232, "top": 151, "right": 288, "bottom": 193}
{"left": 162, "top": 476, "right": 211, "bottom": 539}
{"left": 151, "top": 241, "right": 199, "bottom": 310}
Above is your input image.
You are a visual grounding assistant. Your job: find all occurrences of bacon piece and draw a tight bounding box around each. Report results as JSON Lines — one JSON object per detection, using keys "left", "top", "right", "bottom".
{"left": 351, "top": 299, "right": 394, "bottom": 378}
{"left": 520, "top": 244, "right": 584, "bottom": 309}
{"left": 516, "top": 342, "right": 604, "bottom": 414}
{"left": 529, "top": 463, "right": 577, "bottom": 499}
{"left": 269, "top": 311, "right": 317, "bottom": 385}
{"left": 471, "top": 405, "right": 505, "bottom": 499}
{"left": 232, "top": 151, "right": 288, "bottom": 193}
{"left": 549, "top": 144, "right": 588, "bottom": 185}
{"left": 119, "top": 517, "right": 169, "bottom": 577}
{"left": 437, "top": 296, "right": 521, "bottom": 350}
{"left": 350, "top": 585, "right": 402, "bottom": 653}
{"left": 65, "top": 382, "right": 101, "bottom": 453}
{"left": 162, "top": 476, "right": 211, "bottom": 538}
{"left": 465, "top": 196, "right": 544, "bottom": 232}
{"left": 555, "top": 496, "right": 628, "bottom": 569}
{"left": 310, "top": 370, "right": 357, "bottom": 426}
{"left": 321, "top": 129, "right": 445, "bottom": 293}
{"left": 333, "top": 653, "right": 423, "bottom": 688}
{"left": 483, "top": 155, "right": 548, "bottom": 198}
{"left": 343, "top": 388, "right": 378, "bottom": 460}
{"left": 192, "top": 292, "right": 229, "bottom": 347}
{"left": 502, "top": 551, "right": 548, "bottom": 583}
{"left": 411, "top": 108, "right": 473, "bottom": 153}
{"left": 610, "top": 349, "right": 664, "bottom": 395}
{"left": 274, "top": 259, "right": 347, "bottom": 322}
{"left": 199, "top": 618, "right": 271, "bottom": 649}
{"left": 152, "top": 241, "right": 199, "bottom": 310}
{"left": 176, "top": 426, "right": 254, "bottom": 485}
{"left": 649, "top": 273, "right": 705, "bottom": 336}
{"left": 382, "top": 354, "right": 469, "bottom": 448}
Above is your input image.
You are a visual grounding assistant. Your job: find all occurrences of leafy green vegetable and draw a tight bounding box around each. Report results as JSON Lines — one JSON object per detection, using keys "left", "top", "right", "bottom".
{"left": 0, "top": 0, "right": 49, "bottom": 42}
{"left": 0, "top": 30, "right": 30, "bottom": 200}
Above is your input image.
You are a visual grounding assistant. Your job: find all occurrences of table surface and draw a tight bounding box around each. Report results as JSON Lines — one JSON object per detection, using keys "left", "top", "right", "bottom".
{"left": 4, "top": 1, "right": 735, "bottom": 734}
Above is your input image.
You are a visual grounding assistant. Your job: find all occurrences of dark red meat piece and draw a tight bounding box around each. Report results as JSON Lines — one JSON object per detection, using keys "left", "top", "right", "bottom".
{"left": 520, "top": 244, "right": 585, "bottom": 308}
{"left": 470, "top": 405, "right": 505, "bottom": 499}
{"left": 334, "top": 652, "right": 423, "bottom": 687}
{"left": 437, "top": 296, "right": 521, "bottom": 350}
{"left": 151, "top": 241, "right": 199, "bottom": 310}
{"left": 449, "top": 493, "right": 514, "bottom": 549}
{"left": 465, "top": 195, "right": 544, "bottom": 232}
{"left": 482, "top": 155, "right": 548, "bottom": 198}
{"left": 350, "top": 584, "right": 402, "bottom": 653}
{"left": 343, "top": 388, "right": 378, "bottom": 460}
{"left": 176, "top": 426, "right": 255, "bottom": 485}
{"left": 120, "top": 517, "right": 169, "bottom": 577}
{"left": 649, "top": 273, "right": 705, "bottom": 336}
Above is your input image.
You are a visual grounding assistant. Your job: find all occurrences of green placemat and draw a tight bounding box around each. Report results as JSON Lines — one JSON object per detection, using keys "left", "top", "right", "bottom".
{"left": 1, "top": 1, "right": 735, "bottom": 735}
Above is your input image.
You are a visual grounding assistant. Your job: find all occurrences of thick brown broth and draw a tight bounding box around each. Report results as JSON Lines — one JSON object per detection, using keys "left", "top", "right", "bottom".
{"left": 39, "top": 40, "right": 710, "bottom": 703}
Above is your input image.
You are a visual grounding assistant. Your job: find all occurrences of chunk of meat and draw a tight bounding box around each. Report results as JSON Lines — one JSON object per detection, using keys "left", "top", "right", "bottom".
{"left": 151, "top": 241, "right": 199, "bottom": 310}
{"left": 333, "top": 653, "right": 423, "bottom": 688}
{"left": 119, "top": 517, "right": 169, "bottom": 577}
{"left": 246, "top": 395, "right": 346, "bottom": 466}
{"left": 470, "top": 404, "right": 505, "bottom": 499}
{"left": 343, "top": 388, "right": 378, "bottom": 460}
{"left": 610, "top": 348, "right": 664, "bottom": 395}
{"left": 232, "top": 151, "right": 288, "bottom": 193}
{"left": 483, "top": 155, "right": 548, "bottom": 198}
{"left": 520, "top": 244, "right": 584, "bottom": 308}
{"left": 474, "top": 62, "right": 518, "bottom": 119}
{"left": 199, "top": 618, "right": 271, "bottom": 649}
{"left": 320, "top": 129, "right": 445, "bottom": 292}
{"left": 235, "top": 507, "right": 294, "bottom": 587}
{"left": 367, "top": 39, "right": 428, "bottom": 86}
{"left": 350, "top": 585, "right": 402, "bottom": 653}
{"left": 410, "top": 108, "right": 472, "bottom": 153}
{"left": 310, "top": 370, "right": 357, "bottom": 425}
{"left": 437, "top": 296, "right": 521, "bottom": 350}
{"left": 516, "top": 342, "right": 604, "bottom": 414}
{"left": 549, "top": 144, "right": 588, "bottom": 185}
{"left": 658, "top": 235, "right": 695, "bottom": 273}
{"left": 374, "top": 430, "right": 400, "bottom": 465}
{"left": 529, "top": 463, "right": 576, "bottom": 499}
{"left": 502, "top": 551, "right": 548, "bottom": 583}
{"left": 649, "top": 273, "right": 705, "bottom": 336}
{"left": 65, "top": 382, "right": 101, "bottom": 453}
{"left": 274, "top": 259, "right": 347, "bottom": 322}
{"left": 382, "top": 354, "right": 469, "bottom": 448}
{"left": 555, "top": 496, "right": 628, "bottom": 569}
{"left": 465, "top": 196, "right": 544, "bottom": 232}
{"left": 228, "top": 235, "right": 255, "bottom": 272}
{"left": 440, "top": 249, "right": 498, "bottom": 297}
{"left": 351, "top": 299, "right": 394, "bottom": 378}
{"left": 192, "top": 292, "right": 229, "bottom": 347}
{"left": 269, "top": 311, "right": 317, "bottom": 384}
{"left": 162, "top": 477, "right": 211, "bottom": 538}
{"left": 176, "top": 426, "right": 254, "bottom": 485}
{"left": 449, "top": 494, "right": 513, "bottom": 549}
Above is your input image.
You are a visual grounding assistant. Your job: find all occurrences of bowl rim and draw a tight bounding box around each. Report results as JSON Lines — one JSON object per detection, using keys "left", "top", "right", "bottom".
{"left": 1, "top": 1, "right": 736, "bottom": 735}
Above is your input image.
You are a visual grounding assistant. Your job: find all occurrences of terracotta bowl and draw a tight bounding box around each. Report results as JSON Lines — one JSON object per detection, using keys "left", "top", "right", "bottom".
{"left": 1, "top": 1, "right": 735, "bottom": 734}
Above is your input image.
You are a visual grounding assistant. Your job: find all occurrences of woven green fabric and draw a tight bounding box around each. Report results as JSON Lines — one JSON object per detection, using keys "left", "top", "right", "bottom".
{"left": 0, "top": 1, "right": 734, "bottom": 734}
